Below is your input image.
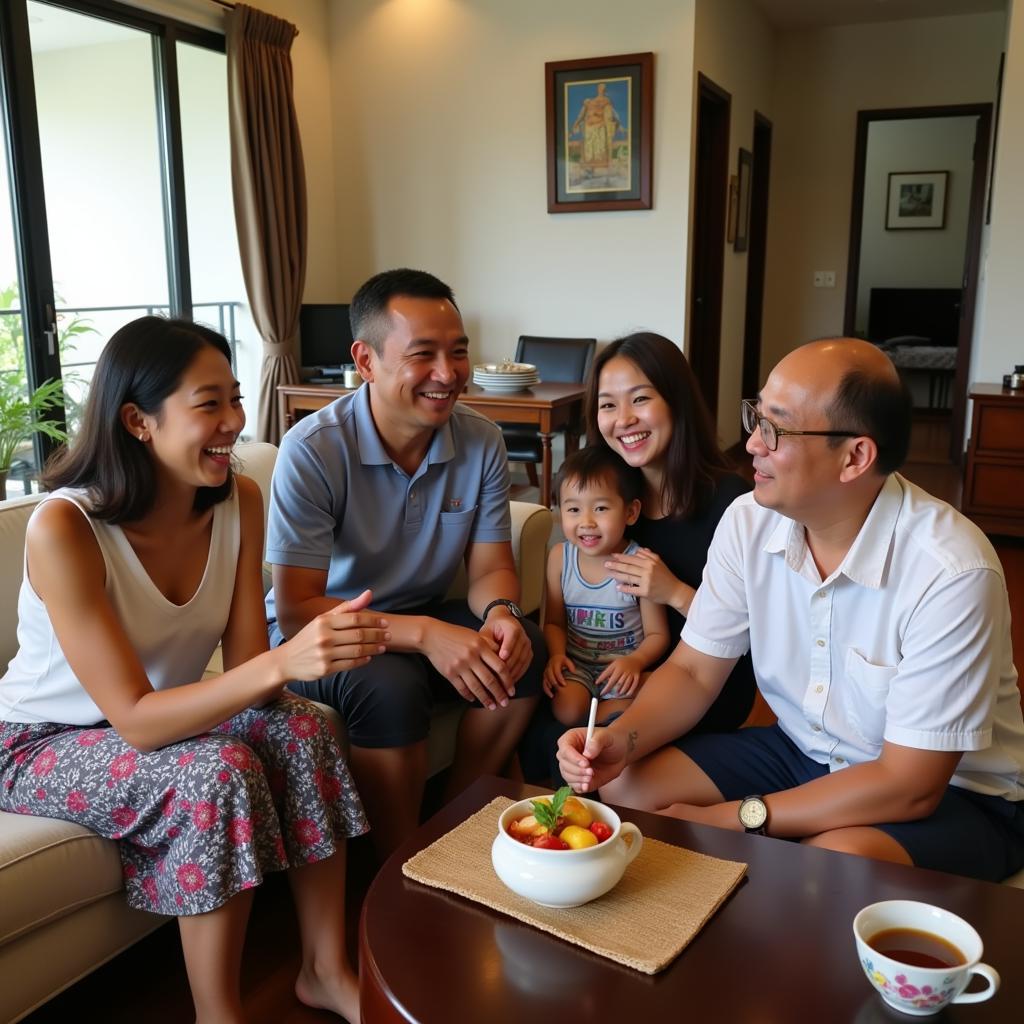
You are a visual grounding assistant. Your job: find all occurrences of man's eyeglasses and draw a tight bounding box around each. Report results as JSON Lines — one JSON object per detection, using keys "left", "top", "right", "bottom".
{"left": 741, "top": 399, "right": 860, "bottom": 452}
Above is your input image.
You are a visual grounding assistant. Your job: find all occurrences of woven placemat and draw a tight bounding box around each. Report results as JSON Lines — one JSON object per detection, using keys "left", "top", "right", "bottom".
{"left": 402, "top": 796, "right": 747, "bottom": 974}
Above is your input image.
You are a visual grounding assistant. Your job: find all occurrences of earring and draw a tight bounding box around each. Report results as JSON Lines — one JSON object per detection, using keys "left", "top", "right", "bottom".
{"left": 137, "top": 432, "right": 149, "bottom": 442}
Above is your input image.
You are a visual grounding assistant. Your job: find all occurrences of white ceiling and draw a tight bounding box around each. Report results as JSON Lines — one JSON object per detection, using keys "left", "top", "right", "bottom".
{"left": 750, "top": 0, "right": 1007, "bottom": 30}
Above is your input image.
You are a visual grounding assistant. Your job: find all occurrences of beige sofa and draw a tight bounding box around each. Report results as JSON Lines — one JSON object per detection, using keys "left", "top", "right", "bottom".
{"left": 0, "top": 441, "right": 552, "bottom": 1023}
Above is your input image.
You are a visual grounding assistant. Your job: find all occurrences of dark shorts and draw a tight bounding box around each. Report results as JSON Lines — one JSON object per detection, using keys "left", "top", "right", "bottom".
{"left": 674, "top": 725, "right": 1024, "bottom": 882}
{"left": 271, "top": 599, "right": 545, "bottom": 748}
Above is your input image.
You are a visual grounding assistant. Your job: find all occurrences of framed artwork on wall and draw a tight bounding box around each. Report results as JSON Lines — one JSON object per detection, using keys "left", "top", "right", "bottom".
{"left": 545, "top": 52, "right": 654, "bottom": 213}
{"left": 726, "top": 174, "right": 739, "bottom": 243}
{"left": 734, "top": 147, "right": 753, "bottom": 251}
{"left": 886, "top": 171, "right": 948, "bottom": 230}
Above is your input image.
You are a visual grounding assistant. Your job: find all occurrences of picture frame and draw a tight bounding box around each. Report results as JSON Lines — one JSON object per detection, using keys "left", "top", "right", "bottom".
{"left": 886, "top": 171, "right": 948, "bottom": 230}
{"left": 734, "top": 148, "right": 753, "bottom": 252}
{"left": 545, "top": 52, "right": 654, "bottom": 213}
{"left": 726, "top": 175, "right": 739, "bottom": 243}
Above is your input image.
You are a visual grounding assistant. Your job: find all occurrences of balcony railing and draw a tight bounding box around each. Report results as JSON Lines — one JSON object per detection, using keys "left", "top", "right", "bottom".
{"left": 0, "top": 301, "right": 244, "bottom": 500}
{"left": 0, "top": 300, "right": 243, "bottom": 372}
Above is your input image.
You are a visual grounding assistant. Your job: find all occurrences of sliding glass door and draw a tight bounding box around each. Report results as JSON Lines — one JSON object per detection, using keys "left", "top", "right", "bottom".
{"left": 0, "top": 0, "right": 243, "bottom": 496}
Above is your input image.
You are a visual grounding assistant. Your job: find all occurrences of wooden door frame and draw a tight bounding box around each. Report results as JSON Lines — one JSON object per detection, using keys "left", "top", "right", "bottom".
{"left": 741, "top": 111, "right": 772, "bottom": 405}
{"left": 689, "top": 73, "right": 731, "bottom": 419}
{"left": 843, "top": 103, "right": 993, "bottom": 465}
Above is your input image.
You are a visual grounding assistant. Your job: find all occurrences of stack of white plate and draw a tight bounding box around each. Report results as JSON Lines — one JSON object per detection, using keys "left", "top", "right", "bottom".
{"left": 472, "top": 362, "right": 541, "bottom": 393}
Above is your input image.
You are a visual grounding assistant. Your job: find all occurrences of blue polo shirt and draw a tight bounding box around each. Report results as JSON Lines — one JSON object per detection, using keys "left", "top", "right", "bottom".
{"left": 264, "top": 385, "right": 512, "bottom": 622}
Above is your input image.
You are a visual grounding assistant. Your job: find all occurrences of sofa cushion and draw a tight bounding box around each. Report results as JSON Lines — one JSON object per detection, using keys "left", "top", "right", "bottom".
{"left": 0, "top": 495, "right": 43, "bottom": 669}
{"left": 0, "top": 810, "right": 125, "bottom": 947}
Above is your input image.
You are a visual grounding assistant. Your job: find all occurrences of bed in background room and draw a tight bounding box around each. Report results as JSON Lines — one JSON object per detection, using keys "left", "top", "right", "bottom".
{"left": 867, "top": 286, "right": 961, "bottom": 410}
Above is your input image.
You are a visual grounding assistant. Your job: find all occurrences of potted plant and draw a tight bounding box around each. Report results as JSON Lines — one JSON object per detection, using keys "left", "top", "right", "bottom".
{"left": 0, "top": 374, "right": 68, "bottom": 501}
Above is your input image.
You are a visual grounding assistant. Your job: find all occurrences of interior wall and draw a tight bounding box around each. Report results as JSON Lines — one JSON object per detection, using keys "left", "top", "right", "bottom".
{"left": 972, "top": 0, "right": 1024, "bottom": 388}
{"left": 763, "top": 11, "right": 1005, "bottom": 374}
{"left": 326, "top": 0, "right": 697, "bottom": 367}
{"left": 693, "top": 0, "right": 776, "bottom": 443}
{"left": 856, "top": 116, "right": 977, "bottom": 334}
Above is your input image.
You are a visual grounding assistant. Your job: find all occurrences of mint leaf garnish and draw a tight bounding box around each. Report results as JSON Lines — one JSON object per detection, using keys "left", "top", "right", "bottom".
{"left": 531, "top": 785, "right": 572, "bottom": 832}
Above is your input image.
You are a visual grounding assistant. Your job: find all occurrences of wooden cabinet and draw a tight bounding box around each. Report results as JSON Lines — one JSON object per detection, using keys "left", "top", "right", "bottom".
{"left": 963, "top": 383, "right": 1024, "bottom": 536}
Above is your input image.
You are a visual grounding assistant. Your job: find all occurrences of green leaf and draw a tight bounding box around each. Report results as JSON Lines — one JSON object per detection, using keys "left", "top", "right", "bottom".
{"left": 0, "top": 374, "right": 69, "bottom": 473}
{"left": 530, "top": 785, "right": 572, "bottom": 832}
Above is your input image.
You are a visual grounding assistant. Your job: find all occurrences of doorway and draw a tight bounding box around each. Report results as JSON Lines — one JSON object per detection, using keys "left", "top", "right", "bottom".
{"left": 843, "top": 104, "right": 992, "bottom": 466}
{"left": 688, "top": 73, "right": 730, "bottom": 419}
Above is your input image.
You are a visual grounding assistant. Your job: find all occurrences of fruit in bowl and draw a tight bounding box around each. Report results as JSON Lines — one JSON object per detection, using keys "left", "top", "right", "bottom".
{"left": 492, "top": 787, "right": 643, "bottom": 908}
{"left": 506, "top": 787, "right": 609, "bottom": 850}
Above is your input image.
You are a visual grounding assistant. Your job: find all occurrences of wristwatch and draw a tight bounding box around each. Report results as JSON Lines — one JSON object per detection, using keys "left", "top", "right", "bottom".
{"left": 482, "top": 598, "right": 524, "bottom": 622}
{"left": 738, "top": 795, "right": 768, "bottom": 835}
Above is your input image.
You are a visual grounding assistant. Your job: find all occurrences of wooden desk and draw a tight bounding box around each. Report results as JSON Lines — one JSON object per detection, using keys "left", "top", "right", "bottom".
{"left": 277, "top": 382, "right": 585, "bottom": 507}
{"left": 360, "top": 777, "right": 1023, "bottom": 1023}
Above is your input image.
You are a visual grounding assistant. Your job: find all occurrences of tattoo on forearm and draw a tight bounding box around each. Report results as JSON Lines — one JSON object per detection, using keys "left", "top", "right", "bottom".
{"left": 627, "top": 730, "right": 638, "bottom": 755}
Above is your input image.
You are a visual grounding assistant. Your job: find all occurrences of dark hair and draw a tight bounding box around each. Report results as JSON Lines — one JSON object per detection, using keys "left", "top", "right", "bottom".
{"left": 43, "top": 316, "right": 235, "bottom": 522}
{"left": 585, "top": 332, "right": 732, "bottom": 518}
{"left": 826, "top": 367, "right": 913, "bottom": 475}
{"left": 553, "top": 444, "right": 643, "bottom": 507}
{"left": 350, "top": 268, "right": 457, "bottom": 353}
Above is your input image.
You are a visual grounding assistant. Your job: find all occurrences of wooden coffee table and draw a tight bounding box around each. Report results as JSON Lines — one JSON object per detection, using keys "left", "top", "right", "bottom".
{"left": 359, "top": 777, "right": 1023, "bottom": 1023}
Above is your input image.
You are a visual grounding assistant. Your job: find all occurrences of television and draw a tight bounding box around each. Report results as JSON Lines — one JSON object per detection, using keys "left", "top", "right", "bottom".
{"left": 299, "top": 303, "right": 354, "bottom": 371}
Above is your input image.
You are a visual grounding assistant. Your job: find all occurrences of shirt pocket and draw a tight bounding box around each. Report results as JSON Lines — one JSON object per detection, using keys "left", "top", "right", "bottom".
{"left": 436, "top": 505, "right": 478, "bottom": 546}
{"left": 439, "top": 506, "right": 478, "bottom": 527}
{"left": 842, "top": 647, "right": 897, "bottom": 750}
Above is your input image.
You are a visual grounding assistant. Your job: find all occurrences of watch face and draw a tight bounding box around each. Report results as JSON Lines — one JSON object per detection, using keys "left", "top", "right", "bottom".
{"left": 739, "top": 798, "right": 767, "bottom": 829}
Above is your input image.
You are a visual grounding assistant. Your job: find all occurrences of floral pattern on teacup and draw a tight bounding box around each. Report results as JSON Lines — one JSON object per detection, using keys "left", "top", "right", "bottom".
{"left": 860, "top": 958, "right": 958, "bottom": 1010}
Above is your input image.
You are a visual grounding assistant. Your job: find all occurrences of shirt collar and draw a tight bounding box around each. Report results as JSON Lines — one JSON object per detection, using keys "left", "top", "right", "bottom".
{"left": 354, "top": 385, "right": 456, "bottom": 468}
{"left": 836, "top": 473, "right": 903, "bottom": 589}
{"left": 763, "top": 474, "right": 904, "bottom": 589}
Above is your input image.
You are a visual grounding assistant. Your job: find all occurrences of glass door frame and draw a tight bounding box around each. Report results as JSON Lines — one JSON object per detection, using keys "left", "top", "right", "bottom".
{"left": 0, "top": 0, "right": 224, "bottom": 465}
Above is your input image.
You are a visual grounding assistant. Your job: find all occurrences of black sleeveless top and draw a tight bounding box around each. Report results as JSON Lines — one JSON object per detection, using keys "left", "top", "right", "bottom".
{"left": 626, "top": 471, "right": 756, "bottom": 732}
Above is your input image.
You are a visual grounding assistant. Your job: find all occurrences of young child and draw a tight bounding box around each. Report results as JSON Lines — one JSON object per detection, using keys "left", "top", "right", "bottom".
{"left": 543, "top": 446, "right": 669, "bottom": 726}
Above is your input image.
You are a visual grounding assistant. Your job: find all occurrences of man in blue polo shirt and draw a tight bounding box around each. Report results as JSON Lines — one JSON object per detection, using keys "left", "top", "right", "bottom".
{"left": 266, "top": 268, "right": 544, "bottom": 857}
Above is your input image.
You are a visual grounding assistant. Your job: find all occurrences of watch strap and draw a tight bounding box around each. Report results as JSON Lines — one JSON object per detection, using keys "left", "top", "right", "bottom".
{"left": 482, "top": 598, "right": 523, "bottom": 621}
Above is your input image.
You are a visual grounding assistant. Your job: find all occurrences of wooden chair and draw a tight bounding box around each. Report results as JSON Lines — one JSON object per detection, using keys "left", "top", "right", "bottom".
{"left": 500, "top": 335, "right": 596, "bottom": 488}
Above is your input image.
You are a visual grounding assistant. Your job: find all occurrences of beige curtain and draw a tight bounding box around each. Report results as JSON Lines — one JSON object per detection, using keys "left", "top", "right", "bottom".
{"left": 226, "top": 4, "right": 306, "bottom": 444}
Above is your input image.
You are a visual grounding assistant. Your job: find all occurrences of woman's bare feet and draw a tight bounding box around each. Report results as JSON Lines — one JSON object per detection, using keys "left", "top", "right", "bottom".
{"left": 295, "top": 961, "right": 360, "bottom": 1022}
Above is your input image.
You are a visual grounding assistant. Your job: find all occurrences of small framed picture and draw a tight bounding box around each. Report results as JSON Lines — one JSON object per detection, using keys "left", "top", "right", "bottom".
{"left": 545, "top": 52, "right": 654, "bottom": 213}
{"left": 726, "top": 175, "right": 738, "bottom": 243}
{"left": 886, "top": 171, "right": 948, "bottom": 230}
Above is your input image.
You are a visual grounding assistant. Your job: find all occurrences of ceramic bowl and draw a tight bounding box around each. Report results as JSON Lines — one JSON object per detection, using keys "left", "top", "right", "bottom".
{"left": 491, "top": 795, "right": 643, "bottom": 908}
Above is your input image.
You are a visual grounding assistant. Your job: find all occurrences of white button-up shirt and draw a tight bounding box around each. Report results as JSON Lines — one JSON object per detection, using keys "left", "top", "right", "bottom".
{"left": 682, "top": 474, "right": 1024, "bottom": 801}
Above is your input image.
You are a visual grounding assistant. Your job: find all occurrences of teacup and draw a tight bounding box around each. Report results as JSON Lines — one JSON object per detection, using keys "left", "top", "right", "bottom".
{"left": 491, "top": 795, "right": 642, "bottom": 908}
{"left": 853, "top": 900, "right": 999, "bottom": 1016}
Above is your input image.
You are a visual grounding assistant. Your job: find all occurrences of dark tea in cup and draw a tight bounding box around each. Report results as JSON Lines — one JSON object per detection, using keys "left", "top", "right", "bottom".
{"left": 868, "top": 927, "right": 966, "bottom": 969}
{"left": 854, "top": 900, "right": 999, "bottom": 1014}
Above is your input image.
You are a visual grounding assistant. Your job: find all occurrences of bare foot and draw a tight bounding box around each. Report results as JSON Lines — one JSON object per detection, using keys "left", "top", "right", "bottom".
{"left": 295, "top": 963, "right": 360, "bottom": 1022}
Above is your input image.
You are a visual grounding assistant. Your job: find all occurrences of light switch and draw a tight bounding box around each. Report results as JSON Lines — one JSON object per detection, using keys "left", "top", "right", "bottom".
{"left": 813, "top": 271, "right": 824, "bottom": 287}
{"left": 823, "top": 271, "right": 836, "bottom": 288}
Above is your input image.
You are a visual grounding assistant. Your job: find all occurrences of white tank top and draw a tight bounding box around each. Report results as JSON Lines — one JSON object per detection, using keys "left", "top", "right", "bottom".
{"left": 0, "top": 486, "right": 240, "bottom": 725}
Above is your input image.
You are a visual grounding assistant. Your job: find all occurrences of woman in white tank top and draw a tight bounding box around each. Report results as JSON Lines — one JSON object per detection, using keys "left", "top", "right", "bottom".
{"left": 0, "top": 317, "right": 389, "bottom": 1023}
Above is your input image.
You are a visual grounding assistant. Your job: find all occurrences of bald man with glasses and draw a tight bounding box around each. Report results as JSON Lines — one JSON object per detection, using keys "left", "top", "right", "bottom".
{"left": 557, "top": 339, "right": 1024, "bottom": 882}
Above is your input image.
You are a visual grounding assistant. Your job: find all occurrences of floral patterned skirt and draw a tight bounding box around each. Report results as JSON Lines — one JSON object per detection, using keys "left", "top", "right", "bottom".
{"left": 0, "top": 694, "right": 367, "bottom": 916}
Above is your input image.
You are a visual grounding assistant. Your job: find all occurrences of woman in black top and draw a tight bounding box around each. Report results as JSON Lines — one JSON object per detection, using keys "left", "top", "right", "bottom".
{"left": 520, "top": 332, "right": 754, "bottom": 784}
{"left": 588, "top": 331, "right": 755, "bottom": 732}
